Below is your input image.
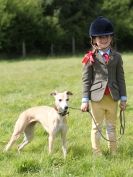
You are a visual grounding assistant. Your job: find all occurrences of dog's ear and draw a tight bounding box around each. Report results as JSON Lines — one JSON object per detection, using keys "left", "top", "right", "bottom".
{"left": 66, "top": 91, "right": 73, "bottom": 96}
{"left": 50, "top": 91, "right": 58, "bottom": 96}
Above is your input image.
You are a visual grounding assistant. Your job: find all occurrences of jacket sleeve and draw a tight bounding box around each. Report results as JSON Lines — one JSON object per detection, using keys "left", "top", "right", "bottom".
{"left": 116, "top": 55, "right": 127, "bottom": 97}
{"left": 82, "top": 63, "right": 93, "bottom": 98}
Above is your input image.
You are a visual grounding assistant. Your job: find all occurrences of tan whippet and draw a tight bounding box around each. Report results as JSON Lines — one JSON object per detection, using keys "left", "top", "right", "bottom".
{"left": 4, "top": 91, "right": 73, "bottom": 158}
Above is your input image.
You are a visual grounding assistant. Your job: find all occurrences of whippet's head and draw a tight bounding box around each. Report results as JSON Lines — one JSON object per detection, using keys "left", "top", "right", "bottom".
{"left": 50, "top": 91, "right": 73, "bottom": 115}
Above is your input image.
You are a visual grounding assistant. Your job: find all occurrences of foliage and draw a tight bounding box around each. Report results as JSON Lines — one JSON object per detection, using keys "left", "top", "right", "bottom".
{"left": 50, "top": 0, "right": 103, "bottom": 53}
{"left": 0, "top": 0, "right": 44, "bottom": 55}
{"left": 0, "top": 0, "right": 133, "bottom": 56}
{"left": 102, "top": 0, "right": 133, "bottom": 50}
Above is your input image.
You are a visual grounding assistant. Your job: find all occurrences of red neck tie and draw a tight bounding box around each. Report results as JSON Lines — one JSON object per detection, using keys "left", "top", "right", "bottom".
{"left": 103, "top": 53, "right": 110, "bottom": 63}
{"left": 103, "top": 53, "right": 110, "bottom": 95}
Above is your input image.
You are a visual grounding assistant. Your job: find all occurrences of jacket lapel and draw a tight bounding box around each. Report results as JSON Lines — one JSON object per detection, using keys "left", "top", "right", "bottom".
{"left": 108, "top": 49, "right": 115, "bottom": 65}
{"left": 95, "top": 52, "right": 106, "bottom": 65}
{"left": 95, "top": 49, "right": 115, "bottom": 65}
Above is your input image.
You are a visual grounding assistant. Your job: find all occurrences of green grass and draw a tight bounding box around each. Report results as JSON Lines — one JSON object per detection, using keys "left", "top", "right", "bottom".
{"left": 0, "top": 54, "right": 133, "bottom": 177}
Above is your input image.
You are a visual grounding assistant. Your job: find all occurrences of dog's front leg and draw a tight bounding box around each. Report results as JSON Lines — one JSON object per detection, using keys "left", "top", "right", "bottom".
{"left": 48, "top": 134, "right": 55, "bottom": 155}
{"left": 61, "top": 127, "right": 67, "bottom": 158}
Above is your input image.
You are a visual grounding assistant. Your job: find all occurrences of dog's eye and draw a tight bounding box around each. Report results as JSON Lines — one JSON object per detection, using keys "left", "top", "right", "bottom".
{"left": 59, "top": 99, "right": 62, "bottom": 102}
{"left": 66, "top": 98, "right": 69, "bottom": 101}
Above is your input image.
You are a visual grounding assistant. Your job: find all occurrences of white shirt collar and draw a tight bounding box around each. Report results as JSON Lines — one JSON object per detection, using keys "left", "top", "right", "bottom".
{"left": 98, "top": 48, "right": 110, "bottom": 56}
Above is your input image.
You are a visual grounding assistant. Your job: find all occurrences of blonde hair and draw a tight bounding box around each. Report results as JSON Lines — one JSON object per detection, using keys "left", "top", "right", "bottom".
{"left": 90, "top": 35, "right": 114, "bottom": 53}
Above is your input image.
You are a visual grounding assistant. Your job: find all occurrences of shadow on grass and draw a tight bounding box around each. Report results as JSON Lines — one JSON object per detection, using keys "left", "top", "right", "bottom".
{"left": 16, "top": 159, "right": 41, "bottom": 174}
{"left": 67, "top": 145, "right": 90, "bottom": 159}
{"left": 0, "top": 54, "right": 82, "bottom": 63}
{"left": 126, "top": 104, "right": 133, "bottom": 112}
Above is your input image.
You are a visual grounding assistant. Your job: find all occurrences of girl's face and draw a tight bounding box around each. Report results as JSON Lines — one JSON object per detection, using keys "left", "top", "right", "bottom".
{"left": 93, "top": 35, "right": 112, "bottom": 50}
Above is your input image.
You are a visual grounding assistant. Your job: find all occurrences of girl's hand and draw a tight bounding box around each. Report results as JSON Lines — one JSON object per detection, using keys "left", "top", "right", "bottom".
{"left": 119, "top": 101, "right": 127, "bottom": 111}
{"left": 81, "top": 102, "right": 89, "bottom": 112}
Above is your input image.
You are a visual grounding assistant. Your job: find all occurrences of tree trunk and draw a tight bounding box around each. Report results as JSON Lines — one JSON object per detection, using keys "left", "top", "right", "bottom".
{"left": 22, "top": 40, "right": 26, "bottom": 57}
{"left": 72, "top": 36, "right": 75, "bottom": 55}
{"left": 50, "top": 43, "right": 54, "bottom": 56}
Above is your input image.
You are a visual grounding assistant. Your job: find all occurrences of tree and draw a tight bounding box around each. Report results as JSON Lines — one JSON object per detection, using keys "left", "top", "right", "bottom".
{"left": 0, "top": 0, "right": 43, "bottom": 56}
{"left": 102, "top": 0, "right": 133, "bottom": 50}
{"left": 0, "top": 0, "right": 15, "bottom": 52}
{"left": 0, "top": 0, "right": 133, "bottom": 57}
{"left": 52, "top": 0, "right": 103, "bottom": 54}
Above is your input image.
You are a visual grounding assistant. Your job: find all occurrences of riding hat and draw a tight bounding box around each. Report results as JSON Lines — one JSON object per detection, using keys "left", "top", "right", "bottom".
{"left": 89, "top": 16, "right": 114, "bottom": 36}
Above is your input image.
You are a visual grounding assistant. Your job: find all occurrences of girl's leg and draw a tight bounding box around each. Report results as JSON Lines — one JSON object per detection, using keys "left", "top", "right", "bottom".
{"left": 91, "top": 101, "right": 105, "bottom": 155}
{"left": 105, "top": 95, "right": 118, "bottom": 154}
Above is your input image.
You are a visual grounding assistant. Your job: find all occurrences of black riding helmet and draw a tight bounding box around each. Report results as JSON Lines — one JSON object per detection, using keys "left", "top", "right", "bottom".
{"left": 89, "top": 16, "right": 114, "bottom": 37}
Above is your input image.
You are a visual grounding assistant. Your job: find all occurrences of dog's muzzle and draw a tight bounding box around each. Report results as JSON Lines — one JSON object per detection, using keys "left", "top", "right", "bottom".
{"left": 54, "top": 106, "right": 69, "bottom": 116}
{"left": 59, "top": 106, "right": 69, "bottom": 116}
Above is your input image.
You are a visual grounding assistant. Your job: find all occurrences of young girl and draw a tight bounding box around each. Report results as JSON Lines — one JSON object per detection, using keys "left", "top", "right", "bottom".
{"left": 81, "top": 16, "right": 127, "bottom": 156}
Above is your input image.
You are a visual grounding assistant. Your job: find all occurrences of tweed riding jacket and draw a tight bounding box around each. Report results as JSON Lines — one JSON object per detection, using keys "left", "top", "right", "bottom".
{"left": 82, "top": 50, "right": 127, "bottom": 102}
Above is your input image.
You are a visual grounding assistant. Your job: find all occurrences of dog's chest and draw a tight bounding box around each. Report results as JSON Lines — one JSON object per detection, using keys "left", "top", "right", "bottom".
{"left": 54, "top": 117, "right": 66, "bottom": 131}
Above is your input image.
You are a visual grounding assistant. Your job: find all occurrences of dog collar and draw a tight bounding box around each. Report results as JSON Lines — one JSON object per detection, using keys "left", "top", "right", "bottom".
{"left": 59, "top": 111, "right": 69, "bottom": 116}
{"left": 54, "top": 106, "right": 69, "bottom": 116}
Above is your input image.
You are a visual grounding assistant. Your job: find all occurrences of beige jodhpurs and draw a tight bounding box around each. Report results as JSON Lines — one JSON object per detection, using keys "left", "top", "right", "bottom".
{"left": 90, "top": 94, "right": 118, "bottom": 154}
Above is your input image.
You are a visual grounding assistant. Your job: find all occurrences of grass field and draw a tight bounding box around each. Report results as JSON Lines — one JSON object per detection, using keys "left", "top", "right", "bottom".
{"left": 0, "top": 54, "right": 133, "bottom": 177}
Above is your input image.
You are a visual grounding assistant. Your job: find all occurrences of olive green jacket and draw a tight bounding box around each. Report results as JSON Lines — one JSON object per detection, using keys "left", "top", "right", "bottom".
{"left": 82, "top": 50, "right": 127, "bottom": 102}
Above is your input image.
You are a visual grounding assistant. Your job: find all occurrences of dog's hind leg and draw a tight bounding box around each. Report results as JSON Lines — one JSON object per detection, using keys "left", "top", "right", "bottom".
{"left": 4, "top": 117, "right": 27, "bottom": 152}
{"left": 18, "top": 122, "right": 36, "bottom": 151}
{"left": 4, "top": 132, "right": 21, "bottom": 152}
